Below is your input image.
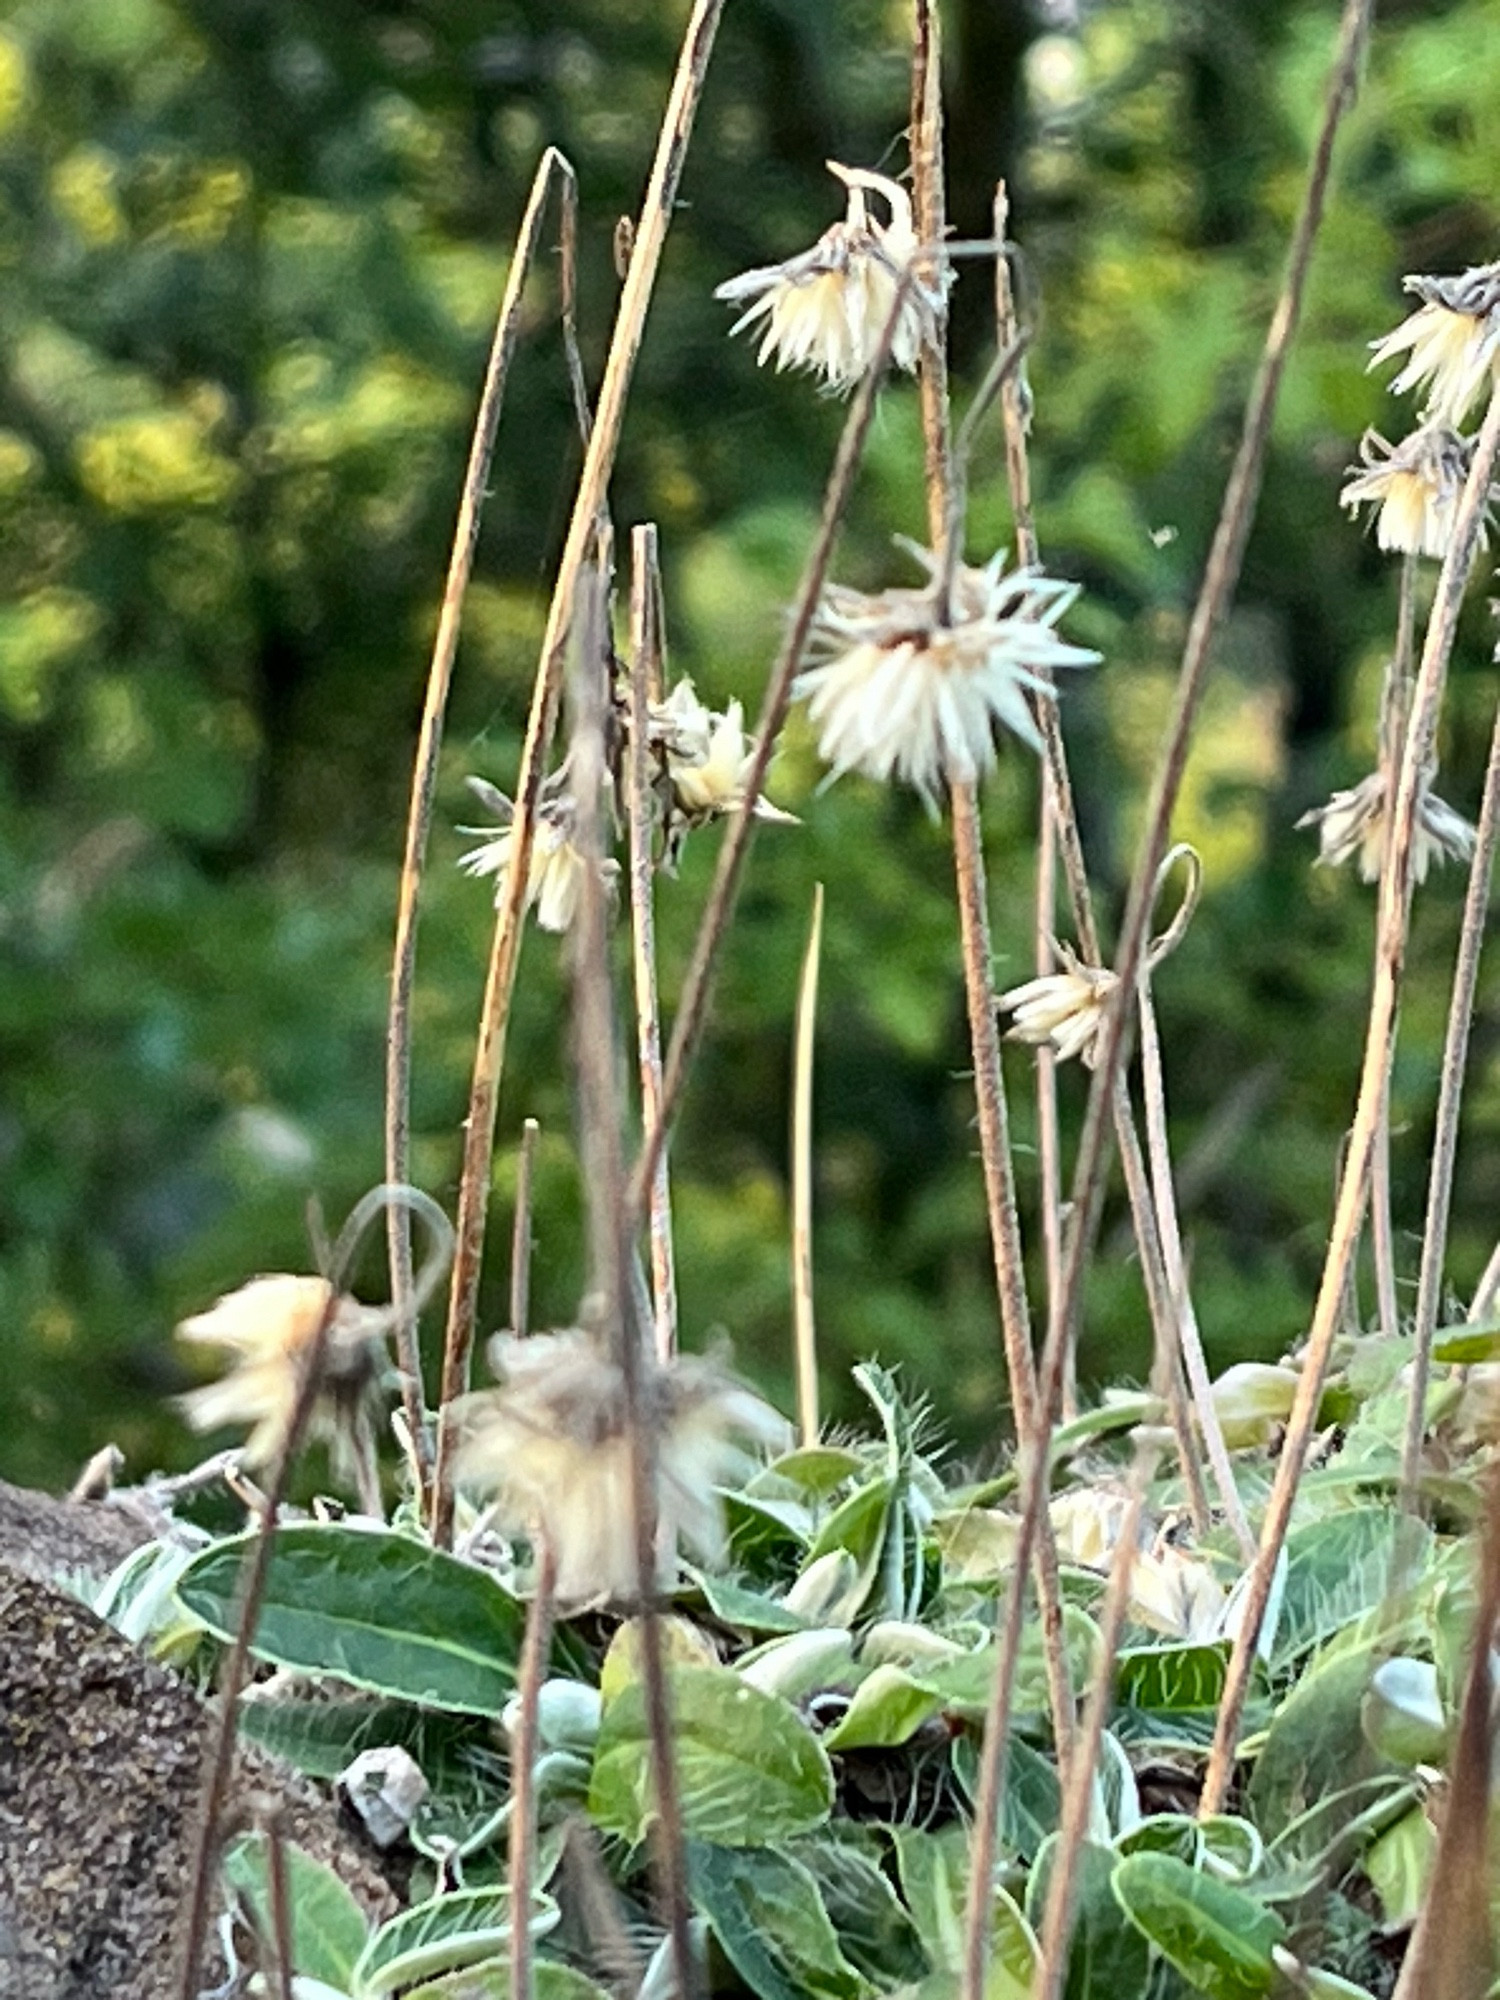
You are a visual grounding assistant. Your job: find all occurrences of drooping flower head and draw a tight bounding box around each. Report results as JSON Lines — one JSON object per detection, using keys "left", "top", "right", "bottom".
{"left": 458, "top": 775, "right": 616, "bottom": 934}
{"left": 455, "top": 1328, "right": 790, "bottom": 1608}
{"left": 795, "top": 540, "right": 1098, "bottom": 810}
{"left": 1297, "top": 768, "right": 1475, "bottom": 884}
{"left": 1339, "top": 425, "right": 1489, "bottom": 561}
{"left": 999, "top": 942, "right": 1119, "bottom": 1067}
{"left": 1369, "top": 262, "right": 1500, "bottom": 427}
{"left": 177, "top": 1274, "right": 388, "bottom": 1472}
{"left": 714, "top": 162, "right": 945, "bottom": 393}
{"left": 647, "top": 678, "right": 798, "bottom": 859}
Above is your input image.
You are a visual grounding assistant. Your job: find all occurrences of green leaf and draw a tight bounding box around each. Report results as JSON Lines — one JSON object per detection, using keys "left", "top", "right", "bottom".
{"left": 1249, "top": 1638, "right": 1392, "bottom": 1839}
{"left": 402, "top": 1963, "right": 611, "bottom": 1999}
{"left": 238, "top": 1694, "right": 499, "bottom": 1795}
{"left": 888, "top": 1828, "right": 1037, "bottom": 2000}
{"left": 1272, "top": 1509, "right": 1425, "bottom": 1668}
{"left": 1111, "top": 1852, "right": 1284, "bottom": 2000}
{"left": 951, "top": 1733, "right": 1060, "bottom": 1864}
{"left": 223, "top": 1832, "right": 369, "bottom": 1989}
{"left": 1028, "top": 1836, "right": 1150, "bottom": 2000}
{"left": 751, "top": 1446, "right": 866, "bottom": 1498}
{"left": 687, "top": 1840, "right": 868, "bottom": 2000}
{"left": 822, "top": 1664, "right": 942, "bottom": 1751}
{"left": 589, "top": 1663, "right": 833, "bottom": 1847}
{"left": 1363, "top": 1804, "right": 1437, "bottom": 1929}
{"left": 683, "top": 1566, "right": 810, "bottom": 1635}
{"left": 177, "top": 1526, "right": 526, "bottom": 1715}
{"left": 1430, "top": 1322, "right": 1500, "bottom": 1365}
{"left": 352, "top": 1887, "right": 558, "bottom": 1997}
{"left": 1115, "top": 1643, "right": 1229, "bottom": 1715}
{"left": 791, "top": 1831, "right": 929, "bottom": 1989}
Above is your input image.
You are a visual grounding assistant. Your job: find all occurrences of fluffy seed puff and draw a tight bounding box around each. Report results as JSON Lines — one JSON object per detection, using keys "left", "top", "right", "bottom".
{"left": 458, "top": 775, "right": 616, "bottom": 935}
{"left": 1297, "top": 769, "right": 1475, "bottom": 884}
{"left": 177, "top": 1273, "right": 389, "bottom": 1474}
{"left": 796, "top": 540, "right": 1098, "bottom": 810}
{"left": 1370, "top": 262, "right": 1500, "bottom": 428}
{"left": 999, "top": 942, "right": 1119, "bottom": 1068}
{"left": 455, "top": 1328, "right": 791, "bottom": 1608}
{"left": 715, "top": 162, "right": 945, "bottom": 393}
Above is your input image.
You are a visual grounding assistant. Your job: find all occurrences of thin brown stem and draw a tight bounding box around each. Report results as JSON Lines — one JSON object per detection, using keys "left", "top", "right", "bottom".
{"left": 384, "top": 149, "right": 579, "bottom": 1518}
{"left": 1372, "top": 592, "right": 1417, "bottom": 1341}
{"left": 792, "top": 883, "right": 825, "bottom": 1447}
{"left": 509, "top": 1540, "right": 557, "bottom": 2000}
{"left": 265, "top": 1812, "right": 295, "bottom": 2000}
{"left": 628, "top": 277, "right": 912, "bottom": 1220}
{"left": 627, "top": 525, "right": 678, "bottom": 1361}
{"left": 1200, "top": 376, "right": 1500, "bottom": 1818}
{"left": 510, "top": 1117, "right": 540, "bottom": 1339}
{"left": 430, "top": 0, "right": 727, "bottom": 1548}
{"left": 1137, "top": 986, "right": 1251, "bottom": 1555}
{"left": 1401, "top": 689, "right": 1500, "bottom": 1514}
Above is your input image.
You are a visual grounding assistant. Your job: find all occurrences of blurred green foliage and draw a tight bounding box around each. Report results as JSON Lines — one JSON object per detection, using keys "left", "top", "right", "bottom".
{"left": 3, "top": 0, "right": 1499, "bottom": 1491}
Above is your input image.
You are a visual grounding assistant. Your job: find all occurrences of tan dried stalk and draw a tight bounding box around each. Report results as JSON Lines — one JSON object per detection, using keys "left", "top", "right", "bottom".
{"left": 430, "top": 0, "right": 728, "bottom": 1548}
{"left": 627, "top": 525, "right": 678, "bottom": 1361}
{"left": 961, "top": 0, "right": 1374, "bottom": 1965}
{"left": 792, "top": 883, "right": 825, "bottom": 1446}
{"left": 909, "top": 0, "right": 1077, "bottom": 1777}
{"left": 1201, "top": 377, "right": 1500, "bottom": 1817}
{"left": 264, "top": 1811, "right": 295, "bottom": 2000}
{"left": 1401, "top": 684, "right": 1500, "bottom": 1514}
{"left": 384, "top": 148, "right": 580, "bottom": 1514}
{"left": 509, "top": 1540, "right": 557, "bottom": 2000}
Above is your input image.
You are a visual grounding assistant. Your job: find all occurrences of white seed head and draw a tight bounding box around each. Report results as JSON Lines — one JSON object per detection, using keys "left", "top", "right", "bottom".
{"left": 455, "top": 1328, "right": 790, "bottom": 1608}
{"left": 1210, "top": 1362, "right": 1301, "bottom": 1450}
{"left": 999, "top": 941, "right": 1118, "bottom": 1067}
{"left": 1339, "top": 425, "right": 1488, "bottom": 560}
{"left": 649, "top": 678, "right": 796, "bottom": 830}
{"left": 458, "top": 783, "right": 614, "bottom": 934}
{"left": 1369, "top": 262, "right": 1500, "bottom": 427}
{"left": 177, "top": 1273, "right": 387, "bottom": 1470}
{"left": 796, "top": 541, "right": 1097, "bottom": 809}
{"left": 714, "top": 162, "right": 945, "bottom": 392}
{"left": 1297, "top": 769, "right": 1475, "bottom": 885}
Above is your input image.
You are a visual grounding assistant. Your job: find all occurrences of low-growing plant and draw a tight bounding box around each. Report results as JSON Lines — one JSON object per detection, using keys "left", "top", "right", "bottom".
{"left": 67, "top": 1, "right": 1500, "bottom": 1996}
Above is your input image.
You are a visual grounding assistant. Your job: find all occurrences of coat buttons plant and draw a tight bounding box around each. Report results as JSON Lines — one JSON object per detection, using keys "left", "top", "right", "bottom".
{"left": 1369, "top": 259, "right": 1500, "bottom": 427}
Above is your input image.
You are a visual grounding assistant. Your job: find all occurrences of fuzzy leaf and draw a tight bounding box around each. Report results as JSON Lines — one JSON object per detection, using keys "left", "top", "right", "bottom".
{"left": 1111, "top": 1852, "right": 1283, "bottom": 1999}
{"left": 178, "top": 1526, "right": 526, "bottom": 1714}
{"left": 352, "top": 1887, "right": 557, "bottom": 1997}
{"left": 223, "top": 1833, "right": 369, "bottom": 1990}
{"left": 687, "top": 1840, "right": 868, "bottom": 2000}
{"left": 822, "top": 1663, "right": 942, "bottom": 1751}
{"left": 1114, "top": 1642, "right": 1229, "bottom": 1714}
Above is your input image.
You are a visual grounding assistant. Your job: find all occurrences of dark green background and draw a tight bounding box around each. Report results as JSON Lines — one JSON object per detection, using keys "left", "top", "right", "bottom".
{"left": 3, "top": 0, "right": 1499, "bottom": 1490}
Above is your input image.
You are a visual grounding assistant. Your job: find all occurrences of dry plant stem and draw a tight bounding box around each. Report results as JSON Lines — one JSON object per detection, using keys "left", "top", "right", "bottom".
{"left": 509, "top": 1540, "right": 557, "bottom": 2000}
{"left": 384, "top": 148, "right": 578, "bottom": 1512}
{"left": 510, "top": 1116, "right": 540, "bottom": 1339}
{"left": 1391, "top": 1472, "right": 1500, "bottom": 2000}
{"left": 961, "top": 0, "right": 1373, "bottom": 1939}
{"left": 1371, "top": 602, "right": 1416, "bottom": 1341}
{"left": 265, "top": 1813, "right": 295, "bottom": 2000}
{"left": 1137, "top": 987, "right": 1251, "bottom": 1555}
{"left": 1200, "top": 376, "right": 1500, "bottom": 1818}
{"left": 1045, "top": 0, "right": 1373, "bottom": 1432}
{"left": 1112, "top": 1074, "right": 1211, "bottom": 1535}
{"left": 431, "top": 0, "right": 726, "bottom": 1549}
{"left": 1471, "top": 1238, "right": 1500, "bottom": 1325}
{"left": 1400, "top": 691, "right": 1500, "bottom": 1515}
{"left": 1034, "top": 1420, "right": 1168, "bottom": 2000}
{"left": 627, "top": 525, "right": 678, "bottom": 1361}
{"left": 174, "top": 1289, "right": 342, "bottom": 1999}
{"left": 629, "top": 283, "right": 909, "bottom": 1216}
{"left": 571, "top": 570, "right": 696, "bottom": 2000}
{"left": 793, "top": 883, "right": 825, "bottom": 1446}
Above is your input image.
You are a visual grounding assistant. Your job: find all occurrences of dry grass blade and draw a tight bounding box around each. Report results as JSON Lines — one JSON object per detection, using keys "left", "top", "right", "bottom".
{"left": 1201, "top": 376, "right": 1500, "bottom": 1818}
{"left": 627, "top": 523, "right": 678, "bottom": 1362}
{"left": 510, "top": 1116, "right": 541, "bottom": 1341}
{"left": 430, "top": 0, "right": 728, "bottom": 1549}
{"left": 509, "top": 1540, "right": 557, "bottom": 2000}
{"left": 264, "top": 1810, "right": 295, "bottom": 2000}
{"left": 1401, "top": 683, "right": 1500, "bottom": 1513}
{"left": 792, "top": 882, "right": 825, "bottom": 1446}
{"left": 384, "top": 146, "right": 579, "bottom": 1516}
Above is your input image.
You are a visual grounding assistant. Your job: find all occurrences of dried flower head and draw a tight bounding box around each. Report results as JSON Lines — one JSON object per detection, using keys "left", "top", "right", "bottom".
{"left": 1339, "top": 425, "right": 1487, "bottom": 561}
{"left": 459, "top": 776, "right": 616, "bottom": 934}
{"left": 999, "top": 941, "right": 1118, "bottom": 1067}
{"left": 796, "top": 541, "right": 1097, "bottom": 809}
{"left": 177, "top": 1273, "right": 388, "bottom": 1471}
{"left": 649, "top": 678, "right": 798, "bottom": 848}
{"left": 714, "top": 162, "right": 944, "bottom": 392}
{"left": 1369, "top": 262, "right": 1500, "bottom": 427}
{"left": 456, "top": 1328, "right": 790, "bottom": 1607}
{"left": 1297, "top": 769, "right": 1475, "bottom": 884}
